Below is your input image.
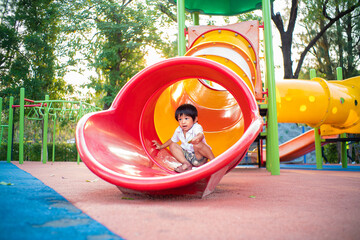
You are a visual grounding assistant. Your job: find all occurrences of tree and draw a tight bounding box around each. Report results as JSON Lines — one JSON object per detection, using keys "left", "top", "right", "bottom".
{"left": 297, "top": 0, "right": 360, "bottom": 79}
{"left": 59, "top": 0, "right": 172, "bottom": 109}
{"left": 0, "top": 0, "right": 71, "bottom": 105}
{"left": 271, "top": 0, "right": 360, "bottom": 79}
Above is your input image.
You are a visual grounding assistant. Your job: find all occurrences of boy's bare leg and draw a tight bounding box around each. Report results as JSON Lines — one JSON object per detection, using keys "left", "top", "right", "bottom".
{"left": 193, "top": 142, "right": 215, "bottom": 164}
{"left": 169, "top": 142, "right": 192, "bottom": 172}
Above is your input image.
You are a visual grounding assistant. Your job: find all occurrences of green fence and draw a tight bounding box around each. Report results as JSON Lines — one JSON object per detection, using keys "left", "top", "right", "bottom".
{"left": 0, "top": 88, "right": 101, "bottom": 164}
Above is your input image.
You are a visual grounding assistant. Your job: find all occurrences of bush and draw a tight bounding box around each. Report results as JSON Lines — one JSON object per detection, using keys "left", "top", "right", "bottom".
{"left": 323, "top": 143, "right": 338, "bottom": 163}
{"left": 0, "top": 143, "right": 7, "bottom": 160}
{"left": 0, "top": 142, "right": 78, "bottom": 162}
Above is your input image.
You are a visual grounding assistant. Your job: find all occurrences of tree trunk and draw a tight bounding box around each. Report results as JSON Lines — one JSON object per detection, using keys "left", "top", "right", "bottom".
{"left": 281, "top": 33, "right": 294, "bottom": 79}
{"left": 335, "top": 5, "right": 344, "bottom": 70}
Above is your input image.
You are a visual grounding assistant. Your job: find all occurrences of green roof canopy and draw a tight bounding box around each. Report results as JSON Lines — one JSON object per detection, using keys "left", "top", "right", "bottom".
{"left": 171, "top": 0, "right": 271, "bottom": 16}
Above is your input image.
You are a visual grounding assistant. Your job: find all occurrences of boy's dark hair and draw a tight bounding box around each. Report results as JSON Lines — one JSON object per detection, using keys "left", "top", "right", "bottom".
{"left": 175, "top": 104, "right": 198, "bottom": 121}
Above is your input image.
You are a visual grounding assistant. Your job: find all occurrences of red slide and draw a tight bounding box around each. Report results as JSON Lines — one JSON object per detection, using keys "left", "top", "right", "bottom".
{"left": 279, "top": 129, "right": 317, "bottom": 162}
{"left": 261, "top": 129, "right": 330, "bottom": 162}
{"left": 76, "top": 57, "right": 263, "bottom": 197}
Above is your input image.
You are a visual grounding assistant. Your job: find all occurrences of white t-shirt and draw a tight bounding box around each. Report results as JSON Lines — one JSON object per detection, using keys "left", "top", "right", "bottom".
{"left": 171, "top": 122, "right": 209, "bottom": 153}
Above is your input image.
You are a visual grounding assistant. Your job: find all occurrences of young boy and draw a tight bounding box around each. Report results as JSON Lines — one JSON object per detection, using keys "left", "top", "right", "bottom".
{"left": 152, "top": 104, "right": 215, "bottom": 173}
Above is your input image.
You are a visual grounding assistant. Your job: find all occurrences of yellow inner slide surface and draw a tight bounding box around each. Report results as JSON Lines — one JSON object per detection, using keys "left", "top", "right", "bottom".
{"left": 154, "top": 79, "right": 244, "bottom": 157}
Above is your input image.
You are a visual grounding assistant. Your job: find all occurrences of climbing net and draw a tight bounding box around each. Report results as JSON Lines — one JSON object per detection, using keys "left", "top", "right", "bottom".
{"left": 26, "top": 100, "right": 101, "bottom": 122}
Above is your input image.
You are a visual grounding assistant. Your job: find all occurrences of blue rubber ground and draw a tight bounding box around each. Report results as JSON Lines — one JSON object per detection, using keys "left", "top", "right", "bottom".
{"left": 280, "top": 163, "right": 360, "bottom": 171}
{"left": 0, "top": 161, "right": 123, "bottom": 240}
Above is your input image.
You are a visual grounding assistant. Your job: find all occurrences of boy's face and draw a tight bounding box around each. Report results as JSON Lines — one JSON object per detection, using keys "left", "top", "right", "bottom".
{"left": 177, "top": 114, "right": 197, "bottom": 132}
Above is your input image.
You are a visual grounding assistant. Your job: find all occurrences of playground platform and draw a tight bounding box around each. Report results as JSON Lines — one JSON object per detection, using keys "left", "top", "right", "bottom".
{"left": 2, "top": 161, "right": 360, "bottom": 240}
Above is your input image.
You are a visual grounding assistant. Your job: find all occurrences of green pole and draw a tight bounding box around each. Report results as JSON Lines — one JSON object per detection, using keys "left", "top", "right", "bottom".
{"left": 262, "top": 0, "right": 280, "bottom": 175}
{"left": 177, "top": 0, "right": 186, "bottom": 56}
{"left": 19, "top": 88, "right": 25, "bottom": 164}
{"left": 42, "top": 95, "right": 49, "bottom": 164}
{"left": 314, "top": 127, "right": 322, "bottom": 169}
{"left": 0, "top": 97, "right": 2, "bottom": 144}
{"left": 0, "top": 98, "right": 2, "bottom": 155}
{"left": 192, "top": 12, "right": 199, "bottom": 25}
{"left": 311, "top": 69, "right": 323, "bottom": 169}
{"left": 0, "top": 97, "right": 2, "bottom": 127}
{"left": 336, "top": 67, "right": 347, "bottom": 168}
{"left": 52, "top": 115, "right": 56, "bottom": 162}
{"left": 7, "top": 97, "right": 14, "bottom": 163}
{"left": 77, "top": 102, "right": 82, "bottom": 164}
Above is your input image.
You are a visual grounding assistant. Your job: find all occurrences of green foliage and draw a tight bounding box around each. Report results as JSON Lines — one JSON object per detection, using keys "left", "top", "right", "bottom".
{"left": 272, "top": 0, "right": 360, "bottom": 78}
{"left": 0, "top": 142, "right": 78, "bottom": 162}
{"left": 58, "top": 0, "right": 172, "bottom": 109}
{"left": 47, "top": 143, "right": 78, "bottom": 162}
{"left": 237, "top": 10, "right": 262, "bottom": 22}
{"left": 0, "top": 0, "right": 71, "bottom": 106}
{"left": 297, "top": 0, "right": 360, "bottom": 78}
{"left": 323, "top": 140, "right": 360, "bottom": 164}
{"left": 323, "top": 143, "right": 339, "bottom": 163}
{"left": 161, "top": 40, "right": 178, "bottom": 59}
{"left": 350, "top": 143, "right": 360, "bottom": 163}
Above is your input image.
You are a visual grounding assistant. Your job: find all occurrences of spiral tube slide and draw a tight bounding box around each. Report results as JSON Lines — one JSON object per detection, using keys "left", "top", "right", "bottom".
{"left": 76, "top": 57, "right": 263, "bottom": 197}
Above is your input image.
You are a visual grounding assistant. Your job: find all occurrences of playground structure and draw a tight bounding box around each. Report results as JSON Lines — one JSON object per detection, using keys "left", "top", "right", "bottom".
{"left": 75, "top": 0, "right": 360, "bottom": 197}
{"left": 0, "top": 1, "right": 357, "bottom": 198}
{"left": 0, "top": 88, "right": 101, "bottom": 164}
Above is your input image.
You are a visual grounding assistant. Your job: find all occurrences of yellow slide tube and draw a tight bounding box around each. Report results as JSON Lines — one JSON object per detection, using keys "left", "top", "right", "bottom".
{"left": 276, "top": 76, "right": 360, "bottom": 135}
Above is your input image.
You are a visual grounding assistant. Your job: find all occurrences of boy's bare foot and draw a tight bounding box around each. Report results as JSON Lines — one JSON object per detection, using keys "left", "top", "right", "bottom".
{"left": 174, "top": 162, "right": 192, "bottom": 173}
{"left": 192, "top": 157, "right": 207, "bottom": 167}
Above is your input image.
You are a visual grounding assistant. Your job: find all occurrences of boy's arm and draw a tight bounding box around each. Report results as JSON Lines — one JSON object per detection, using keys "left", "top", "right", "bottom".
{"left": 152, "top": 139, "right": 173, "bottom": 150}
{"left": 190, "top": 133, "right": 204, "bottom": 144}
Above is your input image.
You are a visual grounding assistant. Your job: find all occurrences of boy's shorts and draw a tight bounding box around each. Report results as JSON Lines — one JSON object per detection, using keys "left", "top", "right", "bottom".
{"left": 182, "top": 148, "right": 207, "bottom": 166}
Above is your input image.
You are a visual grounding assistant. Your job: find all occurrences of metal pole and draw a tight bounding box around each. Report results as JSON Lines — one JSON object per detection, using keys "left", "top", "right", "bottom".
{"left": 77, "top": 102, "right": 82, "bottom": 164}
{"left": 42, "top": 95, "right": 49, "bottom": 164}
{"left": 192, "top": 12, "right": 199, "bottom": 25}
{"left": 19, "top": 88, "right": 25, "bottom": 164}
{"left": 0, "top": 97, "right": 2, "bottom": 149}
{"left": 0, "top": 97, "right": 3, "bottom": 157}
{"left": 311, "top": 69, "right": 323, "bottom": 169}
{"left": 302, "top": 126, "right": 307, "bottom": 163}
{"left": 0, "top": 97, "right": 2, "bottom": 127}
{"left": 262, "top": 0, "right": 280, "bottom": 175}
{"left": 177, "top": 0, "right": 186, "bottom": 56}
{"left": 7, "top": 97, "right": 14, "bottom": 163}
{"left": 52, "top": 115, "right": 56, "bottom": 162}
{"left": 336, "top": 67, "right": 347, "bottom": 168}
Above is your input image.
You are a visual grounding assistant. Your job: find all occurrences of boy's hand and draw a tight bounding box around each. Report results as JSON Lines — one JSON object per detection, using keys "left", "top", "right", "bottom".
{"left": 190, "top": 136, "right": 201, "bottom": 144}
{"left": 190, "top": 133, "right": 204, "bottom": 145}
{"left": 152, "top": 140, "right": 162, "bottom": 150}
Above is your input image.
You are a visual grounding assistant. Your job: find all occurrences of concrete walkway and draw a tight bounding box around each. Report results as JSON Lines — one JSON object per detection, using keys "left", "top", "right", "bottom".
{"left": 10, "top": 161, "right": 360, "bottom": 240}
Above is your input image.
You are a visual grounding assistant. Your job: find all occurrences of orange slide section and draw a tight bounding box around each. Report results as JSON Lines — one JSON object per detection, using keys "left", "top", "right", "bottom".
{"left": 261, "top": 129, "right": 331, "bottom": 162}
{"left": 278, "top": 129, "right": 323, "bottom": 162}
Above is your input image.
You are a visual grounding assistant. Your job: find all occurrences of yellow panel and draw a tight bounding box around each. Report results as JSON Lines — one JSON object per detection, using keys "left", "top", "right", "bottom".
{"left": 192, "top": 30, "right": 256, "bottom": 62}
